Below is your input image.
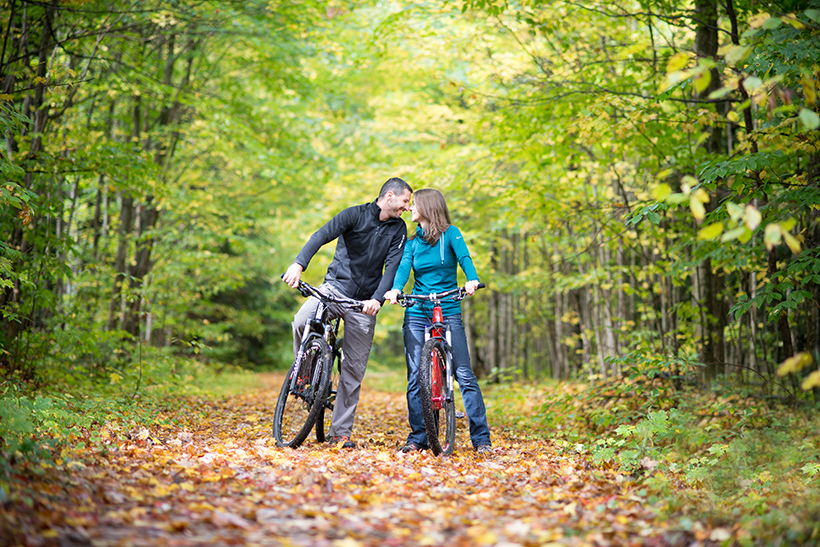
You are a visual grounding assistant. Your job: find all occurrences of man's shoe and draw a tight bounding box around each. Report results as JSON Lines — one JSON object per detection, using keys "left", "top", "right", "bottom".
{"left": 399, "top": 441, "right": 422, "bottom": 453}
{"left": 476, "top": 444, "right": 492, "bottom": 454}
{"left": 327, "top": 435, "right": 356, "bottom": 449}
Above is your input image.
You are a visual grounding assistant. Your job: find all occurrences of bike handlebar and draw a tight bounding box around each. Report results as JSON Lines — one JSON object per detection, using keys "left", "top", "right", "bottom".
{"left": 281, "top": 275, "right": 364, "bottom": 312}
{"left": 396, "top": 283, "right": 486, "bottom": 308}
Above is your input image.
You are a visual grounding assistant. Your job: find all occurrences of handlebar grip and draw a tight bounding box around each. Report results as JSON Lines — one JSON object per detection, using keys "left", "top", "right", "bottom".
{"left": 477, "top": 282, "right": 486, "bottom": 290}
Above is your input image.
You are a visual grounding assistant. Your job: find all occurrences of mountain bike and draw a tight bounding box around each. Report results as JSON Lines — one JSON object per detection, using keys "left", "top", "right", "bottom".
{"left": 397, "top": 283, "right": 485, "bottom": 455}
{"left": 272, "top": 280, "right": 362, "bottom": 448}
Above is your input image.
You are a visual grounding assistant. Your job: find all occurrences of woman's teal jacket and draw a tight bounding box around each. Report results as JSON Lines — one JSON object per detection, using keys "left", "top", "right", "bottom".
{"left": 390, "top": 224, "right": 479, "bottom": 317}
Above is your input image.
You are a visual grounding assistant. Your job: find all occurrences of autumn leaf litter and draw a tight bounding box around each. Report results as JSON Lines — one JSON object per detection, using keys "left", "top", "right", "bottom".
{"left": 0, "top": 374, "right": 730, "bottom": 547}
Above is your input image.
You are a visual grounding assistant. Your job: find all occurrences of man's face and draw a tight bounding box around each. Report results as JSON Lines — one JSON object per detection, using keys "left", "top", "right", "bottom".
{"left": 386, "top": 189, "right": 412, "bottom": 218}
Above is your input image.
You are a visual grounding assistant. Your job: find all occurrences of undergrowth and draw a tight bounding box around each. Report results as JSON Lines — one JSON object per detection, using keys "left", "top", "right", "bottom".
{"left": 0, "top": 346, "right": 257, "bottom": 503}
{"left": 511, "top": 350, "right": 820, "bottom": 547}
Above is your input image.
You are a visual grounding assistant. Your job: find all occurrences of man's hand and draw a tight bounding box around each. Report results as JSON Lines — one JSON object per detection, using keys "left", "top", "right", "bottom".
{"left": 465, "top": 280, "right": 480, "bottom": 295}
{"left": 383, "top": 289, "right": 400, "bottom": 305}
{"left": 361, "top": 299, "right": 382, "bottom": 316}
{"left": 282, "top": 263, "right": 303, "bottom": 288}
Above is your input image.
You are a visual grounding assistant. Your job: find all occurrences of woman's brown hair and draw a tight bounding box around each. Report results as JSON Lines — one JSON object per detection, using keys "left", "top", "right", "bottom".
{"left": 412, "top": 188, "right": 451, "bottom": 245}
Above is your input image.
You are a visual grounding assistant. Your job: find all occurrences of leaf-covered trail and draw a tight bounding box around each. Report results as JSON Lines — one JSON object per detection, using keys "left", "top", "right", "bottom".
{"left": 3, "top": 374, "right": 717, "bottom": 547}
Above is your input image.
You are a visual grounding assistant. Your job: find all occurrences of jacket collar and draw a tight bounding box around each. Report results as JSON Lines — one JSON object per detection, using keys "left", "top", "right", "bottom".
{"left": 371, "top": 198, "right": 400, "bottom": 223}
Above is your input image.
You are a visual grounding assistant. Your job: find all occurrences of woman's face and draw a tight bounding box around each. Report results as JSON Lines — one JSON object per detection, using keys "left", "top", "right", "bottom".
{"left": 410, "top": 201, "right": 423, "bottom": 223}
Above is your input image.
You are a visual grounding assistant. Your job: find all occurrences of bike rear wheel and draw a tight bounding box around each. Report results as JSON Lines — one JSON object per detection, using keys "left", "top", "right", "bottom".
{"left": 272, "top": 335, "right": 332, "bottom": 448}
{"left": 316, "top": 337, "right": 342, "bottom": 442}
{"left": 420, "top": 338, "right": 455, "bottom": 455}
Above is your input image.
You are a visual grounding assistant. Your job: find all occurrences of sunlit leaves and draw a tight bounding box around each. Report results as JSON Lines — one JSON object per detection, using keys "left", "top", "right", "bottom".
{"left": 764, "top": 220, "right": 801, "bottom": 253}
{"left": 777, "top": 351, "right": 814, "bottom": 377}
{"left": 697, "top": 222, "right": 723, "bottom": 240}
{"left": 798, "top": 108, "right": 820, "bottom": 130}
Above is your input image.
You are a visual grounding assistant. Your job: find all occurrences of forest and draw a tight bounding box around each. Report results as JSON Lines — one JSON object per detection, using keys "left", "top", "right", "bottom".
{"left": 1, "top": 0, "right": 819, "bottom": 545}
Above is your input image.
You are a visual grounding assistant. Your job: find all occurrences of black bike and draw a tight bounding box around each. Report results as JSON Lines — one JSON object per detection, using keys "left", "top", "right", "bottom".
{"left": 272, "top": 280, "right": 362, "bottom": 448}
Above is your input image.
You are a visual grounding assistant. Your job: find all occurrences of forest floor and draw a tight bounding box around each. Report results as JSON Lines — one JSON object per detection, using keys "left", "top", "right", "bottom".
{"left": 1, "top": 373, "right": 733, "bottom": 547}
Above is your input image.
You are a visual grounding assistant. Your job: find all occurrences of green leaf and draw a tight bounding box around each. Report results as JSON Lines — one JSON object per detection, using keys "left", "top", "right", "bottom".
{"left": 762, "top": 17, "right": 783, "bottom": 29}
{"left": 726, "top": 202, "right": 743, "bottom": 221}
{"left": 665, "top": 193, "right": 688, "bottom": 205}
{"left": 804, "top": 9, "right": 820, "bottom": 23}
{"left": 721, "top": 225, "right": 749, "bottom": 242}
{"left": 707, "top": 87, "right": 733, "bottom": 100}
{"left": 798, "top": 108, "right": 820, "bottom": 130}
{"left": 744, "top": 76, "right": 763, "bottom": 91}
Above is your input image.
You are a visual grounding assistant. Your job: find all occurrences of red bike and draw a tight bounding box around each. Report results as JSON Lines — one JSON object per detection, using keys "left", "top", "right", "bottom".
{"left": 397, "top": 283, "right": 484, "bottom": 455}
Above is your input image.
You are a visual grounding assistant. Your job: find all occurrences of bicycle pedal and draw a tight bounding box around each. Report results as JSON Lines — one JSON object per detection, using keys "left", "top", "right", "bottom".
{"left": 455, "top": 411, "right": 465, "bottom": 419}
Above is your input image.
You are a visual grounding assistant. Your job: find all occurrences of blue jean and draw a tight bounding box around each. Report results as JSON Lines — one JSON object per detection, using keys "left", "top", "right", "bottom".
{"left": 403, "top": 314, "right": 491, "bottom": 449}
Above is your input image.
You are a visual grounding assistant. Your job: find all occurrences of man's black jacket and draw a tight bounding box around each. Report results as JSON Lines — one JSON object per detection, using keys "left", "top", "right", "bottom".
{"left": 295, "top": 200, "right": 407, "bottom": 304}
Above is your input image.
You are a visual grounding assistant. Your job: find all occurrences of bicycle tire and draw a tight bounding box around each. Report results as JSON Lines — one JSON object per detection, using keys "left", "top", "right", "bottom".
{"left": 316, "top": 337, "right": 342, "bottom": 442}
{"left": 272, "top": 335, "right": 332, "bottom": 448}
{"left": 420, "top": 338, "right": 455, "bottom": 455}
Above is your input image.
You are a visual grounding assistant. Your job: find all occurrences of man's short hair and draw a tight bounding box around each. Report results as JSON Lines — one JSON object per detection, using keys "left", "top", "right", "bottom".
{"left": 379, "top": 177, "right": 413, "bottom": 198}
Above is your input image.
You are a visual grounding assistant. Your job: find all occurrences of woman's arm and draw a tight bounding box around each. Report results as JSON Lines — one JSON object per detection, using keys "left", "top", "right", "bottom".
{"left": 385, "top": 239, "right": 414, "bottom": 303}
{"left": 450, "top": 226, "right": 479, "bottom": 282}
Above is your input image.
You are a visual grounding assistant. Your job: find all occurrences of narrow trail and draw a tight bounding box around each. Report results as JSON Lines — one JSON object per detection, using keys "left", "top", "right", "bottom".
{"left": 2, "top": 374, "right": 720, "bottom": 547}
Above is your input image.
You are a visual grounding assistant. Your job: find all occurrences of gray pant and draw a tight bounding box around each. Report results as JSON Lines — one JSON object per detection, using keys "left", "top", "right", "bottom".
{"left": 291, "top": 283, "right": 376, "bottom": 438}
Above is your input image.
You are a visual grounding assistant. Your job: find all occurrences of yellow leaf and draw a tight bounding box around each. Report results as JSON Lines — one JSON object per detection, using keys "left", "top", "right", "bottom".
{"left": 724, "top": 45, "right": 752, "bottom": 65}
{"left": 681, "top": 176, "right": 698, "bottom": 195}
{"left": 764, "top": 224, "right": 782, "bottom": 251}
{"left": 652, "top": 183, "right": 672, "bottom": 201}
{"left": 744, "top": 204, "right": 762, "bottom": 230}
{"left": 698, "top": 222, "right": 724, "bottom": 240}
{"left": 801, "top": 370, "right": 820, "bottom": 391}
{"left": 803, "top": 74, "right": 817, "bottom": 106}
{"left": 667, "top": 52, "right": 690, "bottom": 73}
{"left": 783, "top": 14, "right": 805, "bottom": 29}
{"left": 777, "top": 352, "right": 814, "bottom": 376}
{"left": 727, "top": 110, "right": 740, "bottom": 123}
{"left": 690, "top": 199, "right": 706, "bottom": 222}
{"left": 783, "top": 232, "right": 801, "bottom": 254}
{"left": 694, "top": 71, "right": 712, "bottom": 93}
{"left": 693, "top": 188, "right": 710, "bottom": 203}
{"left": 110, "top": 372, "right": 122, "bottom": 384}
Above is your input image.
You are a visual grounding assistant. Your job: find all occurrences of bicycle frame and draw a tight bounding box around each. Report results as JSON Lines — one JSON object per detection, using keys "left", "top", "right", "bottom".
{"left": 424, "top": 302, "right": 454, "bottom": 411}
{"left": 290, "top": 299, "right": 340, "bottom": 394}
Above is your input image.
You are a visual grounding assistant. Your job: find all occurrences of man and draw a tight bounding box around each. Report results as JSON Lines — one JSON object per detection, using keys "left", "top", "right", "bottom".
{"left": 282, "top": 177, "right": 413, "bottom": 448}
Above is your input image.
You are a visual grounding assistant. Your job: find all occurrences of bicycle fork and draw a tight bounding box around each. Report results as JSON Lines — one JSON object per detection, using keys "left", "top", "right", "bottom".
{"left": 289, "top": 302, "right": 328, "bottom": 394}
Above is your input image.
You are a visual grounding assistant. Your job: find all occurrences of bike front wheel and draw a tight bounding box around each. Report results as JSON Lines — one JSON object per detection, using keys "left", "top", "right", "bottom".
{"left": 272, "top": 335, "right": 332, "bottom": 448}
{"left": 419, "top": 338, "right": 455, "bottom": 456}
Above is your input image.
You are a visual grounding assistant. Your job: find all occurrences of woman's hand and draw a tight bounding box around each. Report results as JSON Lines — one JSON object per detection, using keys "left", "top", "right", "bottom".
{"left": 465, "top": 280, "right": 480, "bottom": 295}
{"left": 384, "top": 289, "right": 401, "bottom": 304}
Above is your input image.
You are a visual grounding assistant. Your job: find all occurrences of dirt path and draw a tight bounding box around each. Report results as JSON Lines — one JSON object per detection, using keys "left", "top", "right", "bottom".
{"left": 2, "top": 374, "right": 718, "bottom": 547}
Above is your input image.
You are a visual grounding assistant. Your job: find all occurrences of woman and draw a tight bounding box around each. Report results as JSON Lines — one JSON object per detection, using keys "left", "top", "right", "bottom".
{"left": 384, "top": 189, "right": 492, "bottom": 454}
